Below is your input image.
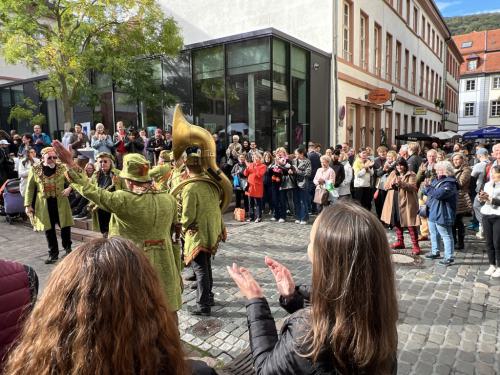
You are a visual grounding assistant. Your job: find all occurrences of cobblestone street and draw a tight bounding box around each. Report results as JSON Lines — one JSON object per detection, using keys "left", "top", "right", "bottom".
{"left": 1, "top": 213, "right": 499, "bottom": 374}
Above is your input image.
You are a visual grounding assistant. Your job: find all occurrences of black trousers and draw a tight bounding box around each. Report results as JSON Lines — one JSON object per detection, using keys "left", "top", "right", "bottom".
{"left": 191, "top": 252, "right": 213, "bottom": 309}
{"left": 97, "top": 209, "right": 111, "bottom": 235}
{"left": 482, "top": 214, "right": 500, "bottom": 266}
{"left": 249, "top": 197, "right": 263, "bottom": 220}
{"left": 453, "top": 213, "right": 465, "bottom": 245}
{"left": 353, "top": 187, "right": 372, "bottom": 212}
{"left": 45, "top": 197, "right": 72, "bottom": 258}
{"left": 235, "top": 190, "right": 249, "bottom": 212}
{"left": 374, "top": 189, "right": 388, "bottom": 219}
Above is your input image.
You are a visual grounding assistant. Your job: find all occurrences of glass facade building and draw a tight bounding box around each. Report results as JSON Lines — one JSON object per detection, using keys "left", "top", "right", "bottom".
{"left": 189, "top": 30, "right": 330, "bottom": 151}
{"left": 0, "top": 29, "right": 330, "bottom": 151}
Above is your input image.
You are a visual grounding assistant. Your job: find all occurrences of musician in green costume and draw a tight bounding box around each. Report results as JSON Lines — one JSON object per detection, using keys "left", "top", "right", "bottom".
{"left": 89, "top": 152, "right": 124, "bottom": 236}
{"left": 53, "top": 140, "right": 182, "bottom": 312}
{"left": 181, "top": 153, "right": 226, "bottom": 316}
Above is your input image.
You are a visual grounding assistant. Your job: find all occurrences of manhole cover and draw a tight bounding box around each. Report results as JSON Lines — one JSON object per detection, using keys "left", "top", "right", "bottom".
{"left": 391, "top": 249, "right": 424, "bottom": 267}
{"left": 190, "top": 318, "right": 223, "bottom": 338}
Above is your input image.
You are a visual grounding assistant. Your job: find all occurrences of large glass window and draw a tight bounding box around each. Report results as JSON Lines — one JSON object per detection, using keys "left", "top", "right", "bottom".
{"left": 192, "top": 46, "right": 225, "bottom": 136}
{"left": 290, "top": 46, "right": 309, "bottom": 151}
{"left": 226, "top": 38, "right": 272, "bottom": 150}
{"left": 273, "top": 39, "right": 289, "bottom": 150}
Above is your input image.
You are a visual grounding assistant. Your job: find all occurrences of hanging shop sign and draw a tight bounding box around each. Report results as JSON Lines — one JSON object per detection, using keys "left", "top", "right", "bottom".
{"left": 367, "top": 88, "right": 391, "bottom": 105}
{"left": 413, "top": 107, "right": 427, "bottom": 116}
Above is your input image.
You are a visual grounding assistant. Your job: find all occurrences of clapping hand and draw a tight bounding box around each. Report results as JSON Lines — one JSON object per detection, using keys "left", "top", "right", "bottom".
{"left": 265, "top": 257, "right": 295, "bottom": 298}
{"left": 479, "top": 191, "right": 490, "bottom": 203}
{"left": 227, "top": 263, "right": 264, "bottom": 300}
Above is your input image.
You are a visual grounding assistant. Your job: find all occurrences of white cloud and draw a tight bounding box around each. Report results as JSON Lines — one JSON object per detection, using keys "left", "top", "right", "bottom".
{"left": 467, "top": 9, "right": 500, "bottom": 15}
{"left": 436, "top": 1, "right": 462, "bottom": 11}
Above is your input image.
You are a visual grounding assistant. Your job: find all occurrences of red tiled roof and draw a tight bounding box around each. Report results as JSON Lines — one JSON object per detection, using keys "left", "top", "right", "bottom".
{"left": 486, "top": 29, "right": 500, "bottom": 51}
{"left": 454, "top": 29, "right": 500, "bottom": 75}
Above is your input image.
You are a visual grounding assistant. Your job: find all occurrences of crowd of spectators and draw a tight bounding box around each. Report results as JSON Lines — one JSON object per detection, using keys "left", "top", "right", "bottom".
{"left": 220, "top": 135, "right": 500, "bottom": 274}
{"left": 1, "top": 120, "right": 500, "bottom": 373}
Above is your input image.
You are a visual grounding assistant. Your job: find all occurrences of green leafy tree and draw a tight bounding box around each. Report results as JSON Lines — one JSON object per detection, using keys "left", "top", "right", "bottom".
{"left": 446, "top": 13, "right": 500, "bottom": 35}
{"left": 7, "top": 98, "right": 46, "bottom": 125}
{"left": 0, "top": 0, "right": 183, "bottom": 130}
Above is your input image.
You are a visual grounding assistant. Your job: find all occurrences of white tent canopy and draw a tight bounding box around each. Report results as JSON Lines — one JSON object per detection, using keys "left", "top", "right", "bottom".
{"left": 432, "top": 131, "right": 461, "bottom": 140}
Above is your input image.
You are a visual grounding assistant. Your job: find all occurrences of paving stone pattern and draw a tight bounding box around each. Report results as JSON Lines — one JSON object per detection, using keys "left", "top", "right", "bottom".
{"left": 1, "top": 214, "right": 499, "bottom": 374}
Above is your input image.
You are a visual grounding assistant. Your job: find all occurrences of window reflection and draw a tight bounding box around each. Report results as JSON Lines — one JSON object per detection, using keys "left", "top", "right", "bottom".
{"left": 227, "top": 38, "right": 271, "bottom": 150}
{"left": 193, "top": 46, "right": 225, "bottom": 136}
{"left": 272, "top": 39, "right": 289, "bottom": 150}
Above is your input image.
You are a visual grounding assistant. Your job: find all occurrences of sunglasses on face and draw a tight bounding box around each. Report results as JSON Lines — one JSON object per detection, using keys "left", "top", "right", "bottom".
{"left": 46, "top": 156, "right": 58, "bottom": 160}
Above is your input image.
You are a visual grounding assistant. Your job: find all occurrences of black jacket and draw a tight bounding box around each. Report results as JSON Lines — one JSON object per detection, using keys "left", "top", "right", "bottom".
{"left": 245, "top": 286, "right": 397, "bottom": 375}
{"left": 330, "top": 161, "right": 345, "bottom": 188}
{"left": 124, "top": 137, "right": 145, "bottom": 154}
{"left": 406, "top": 154, "right": 422, "bottom": 174}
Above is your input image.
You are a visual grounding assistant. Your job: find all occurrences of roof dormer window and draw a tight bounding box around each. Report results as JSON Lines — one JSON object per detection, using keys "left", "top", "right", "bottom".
{"left": 461, "top": 41, "right": 472, "bottom": 48}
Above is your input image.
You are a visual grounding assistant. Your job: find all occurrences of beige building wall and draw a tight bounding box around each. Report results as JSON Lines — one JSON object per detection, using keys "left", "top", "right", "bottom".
{"left": 487, "top": 74, "right": 500, "bottom": 126}
{"left": 0, "top": 56, "right": 41, "bottom": 84}
{"left": 335, "top": 0, "right": 450, "bottom": 149}
{"left": 161, "top": 0, "right": 333, "bottom": 52}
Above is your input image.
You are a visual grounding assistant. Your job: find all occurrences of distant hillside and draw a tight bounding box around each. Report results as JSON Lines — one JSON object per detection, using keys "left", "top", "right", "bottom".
{"left": 446, "top": 12, "right": 500, "bottom": 36}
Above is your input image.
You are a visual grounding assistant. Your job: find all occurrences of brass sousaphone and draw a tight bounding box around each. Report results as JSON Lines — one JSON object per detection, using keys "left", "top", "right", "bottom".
{"left": 170, "top": 105, "right": 233, "bottom": 212}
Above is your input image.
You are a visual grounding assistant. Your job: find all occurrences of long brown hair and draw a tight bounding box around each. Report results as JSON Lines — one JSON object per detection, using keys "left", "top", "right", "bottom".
{"left": 306, "top": 202, "right": 398, "bottom": 374}
{"left": 4, "top": 237, "right": 187, "bottom": 375}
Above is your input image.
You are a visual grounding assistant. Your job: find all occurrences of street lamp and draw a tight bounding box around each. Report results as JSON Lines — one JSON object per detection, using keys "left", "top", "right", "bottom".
{"left": 383, "top": 87, "right": 398, "bottom": 110}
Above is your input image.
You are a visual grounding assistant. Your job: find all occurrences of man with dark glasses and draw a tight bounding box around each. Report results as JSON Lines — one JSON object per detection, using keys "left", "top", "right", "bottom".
{"left": 24, "top": 147, "right": 73, "bottom": 264}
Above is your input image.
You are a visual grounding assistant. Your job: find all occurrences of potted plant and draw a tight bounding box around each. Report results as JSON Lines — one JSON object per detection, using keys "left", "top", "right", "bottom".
{"left": 434, "top": 98, "right": 444, "bottom": 109}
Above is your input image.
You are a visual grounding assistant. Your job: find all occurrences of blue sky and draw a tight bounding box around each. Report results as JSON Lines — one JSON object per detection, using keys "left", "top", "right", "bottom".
{"left": 436, "top": 1, "right": 500, "bottom": 17}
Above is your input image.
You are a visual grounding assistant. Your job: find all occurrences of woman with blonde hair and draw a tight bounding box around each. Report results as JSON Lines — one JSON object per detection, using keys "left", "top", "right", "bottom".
{"left": 3, "top": 237, "right": 214, "bottom": 375}
{"left": 228, "top": 201, "right": 398, "bottom": 374}
{"left": 353, "top": 149, "right": 374, "bottom": 211}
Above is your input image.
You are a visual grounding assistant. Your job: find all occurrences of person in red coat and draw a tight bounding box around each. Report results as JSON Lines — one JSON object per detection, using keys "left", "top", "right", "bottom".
{"left": 0, "top": 259, "right": 38, "bottom": 368}
{"left": 244, "top": 152, "right": 267, "bottom": 223}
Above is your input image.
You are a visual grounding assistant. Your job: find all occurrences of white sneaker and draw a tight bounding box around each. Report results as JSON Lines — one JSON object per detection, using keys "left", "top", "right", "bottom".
{"left": 484, "top": 265, "right": 496, "bottom": 276}
{"left": 492, "top": 268, "right": 500, "bottom": 278}
{"left": 476, "top": 230, "right": 484, "bottom": 239}
{"left": 278, "top": 218, "right": 285, "bottom": 223}
{"left": 299, "top": 221, "right": 307, "bottom": 225}
{"left": 294, "top": 220, "right": 301, "bottom": 224}
{"left": 270, "top": 217, "right": 276, "bottom": 222}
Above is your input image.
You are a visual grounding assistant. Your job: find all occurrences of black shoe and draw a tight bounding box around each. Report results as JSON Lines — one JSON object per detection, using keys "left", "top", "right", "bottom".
{"left": 439, "top": 259, "right": 454, "bottom": 266}
{"left": 455, "top": 243, "right": 464, "bottom": 250}
{"left": 64, "top": 248, "right": 72, "bottom": 255}
{"left": 208, "top": 296, "right": 215, "bottom": 306}
{"left": 425, "top": 253, "right": 440, "bottom": 259}
{"left": 44, "top": 256, "right": 58, "bottom": 264}
{"left": 73, "top": 213, "right": 86, "bottom": 219}
{"left": 189, "top": 306, "right": 211, "bottom": 316}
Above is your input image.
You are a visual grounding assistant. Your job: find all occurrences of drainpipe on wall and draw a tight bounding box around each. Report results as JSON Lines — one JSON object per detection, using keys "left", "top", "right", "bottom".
{"left": 443, "top": 39, "right": 449, "bottom": 131}
{"left": 332, "top": 0, "right": 339, "bottom": 146}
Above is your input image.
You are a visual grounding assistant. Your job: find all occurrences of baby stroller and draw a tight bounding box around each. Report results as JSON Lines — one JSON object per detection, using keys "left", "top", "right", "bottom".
{"left": 2, "top": 178, "right": 24, "bottom": 224}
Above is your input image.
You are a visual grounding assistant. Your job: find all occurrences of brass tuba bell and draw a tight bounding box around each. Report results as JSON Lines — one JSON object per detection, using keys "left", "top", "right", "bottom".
{"left": 171, "top": 104, "right": 233, "bottom": 212}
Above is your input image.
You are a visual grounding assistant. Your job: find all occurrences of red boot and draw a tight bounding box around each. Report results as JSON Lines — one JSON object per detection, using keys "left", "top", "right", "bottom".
{"left": 391, "top": 226, "right": 405, "bottom": 249}
{"left": 408, "top": 226, "right": 421, "bottom": 255}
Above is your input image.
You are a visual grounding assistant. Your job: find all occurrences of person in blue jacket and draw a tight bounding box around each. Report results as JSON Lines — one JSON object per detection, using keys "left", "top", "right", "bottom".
{"left": 32, "top": 124, "right": 52, "bottom": 157}
{"left": 423, "top": 160, "right": 458, "bottom": 266}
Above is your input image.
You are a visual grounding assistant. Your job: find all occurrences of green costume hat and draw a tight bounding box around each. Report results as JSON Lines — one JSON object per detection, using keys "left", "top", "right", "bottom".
{"left": 120, "top": 154, "right": 152, "bottom": 182}
{"left": 96, "top": 152, "right": 115, "bottom": 161}
{"left": 159, "top": 150, "right": 172, "bottom": 162}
